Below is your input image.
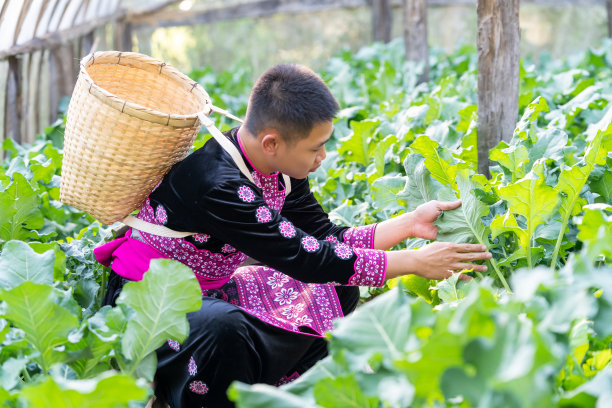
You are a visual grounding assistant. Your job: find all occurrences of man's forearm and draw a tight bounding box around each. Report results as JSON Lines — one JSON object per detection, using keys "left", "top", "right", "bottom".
{"left": 372, "top": 212, "right": 415, "bottom": 250}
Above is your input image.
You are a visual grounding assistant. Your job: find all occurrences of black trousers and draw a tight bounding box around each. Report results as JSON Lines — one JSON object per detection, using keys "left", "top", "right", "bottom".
{"left": 103, "top": 271, "right": 359, "bottom": 408}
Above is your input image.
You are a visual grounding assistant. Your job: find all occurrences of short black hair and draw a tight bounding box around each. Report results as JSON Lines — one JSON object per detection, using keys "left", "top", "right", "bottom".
{"left": 245, "top": 64, "right": 339, "bottom": 144}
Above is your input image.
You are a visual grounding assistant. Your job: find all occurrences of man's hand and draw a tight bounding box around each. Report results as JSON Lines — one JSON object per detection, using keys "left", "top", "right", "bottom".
{"left": 408, "top": 200, "right": 462, "bottom": 240}
{"left": 385, "top": 241, "right": 492, "bottom": 281}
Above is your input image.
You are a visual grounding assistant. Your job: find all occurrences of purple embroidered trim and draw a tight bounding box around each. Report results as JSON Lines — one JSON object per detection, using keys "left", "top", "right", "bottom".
{"left": 189, "top": 381, "right": 208, "bottom": 395}
{"left": 167, "top": 339, "right": 180, "bottom": 351}
{"left": 279, "top": 221, "right": 296, "bottom": 238}
{"left": 155, "top": 205, "right": 168, "bottom": 224}
{"left": 238, "top": 185, "right": 256, "bottom": 202}
{"left": 342, "top": 224, "right": 378, "bottom": 249}
{"left": 275, "top": 371, "right": 300, "bottom": 387}
{"left": 255, "top": 206, "right": 272, "bottom": 223}
{"left": 232, "top": 266, "right": 344, "bottom": 336}
{"left": 325, "top": 235, "right": 339, "bottom": 243}
{"left": 334, "top": 243, "right": 353, "bottom": 260}
{"left": 188, "top": 356, "right": 197, "bottom": 376}
{"left": 301, "top": 236, "right": 320, "bottom": 252}
{"left": 349, "top": 248, "right": 387, "bottom": 287}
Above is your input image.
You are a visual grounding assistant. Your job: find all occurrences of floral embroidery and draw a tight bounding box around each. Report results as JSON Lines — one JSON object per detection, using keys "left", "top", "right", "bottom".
{"left": 189, "top": 381, "right": 209, "bottom": 395}
{"left": 325, "top": 235, "right": 339, "bottom": 243}
{"left": 301, "top": 236, "right": 320, "bottom": 252}
{"left": 334, "top": 243, "right": 353, "bottom": 260}
{"left": 255, "top": 206, "right": 272, "bottom": 223}
{"left": 193, "top": 233, "right": 210, "bottom": 243}
{"left": 350, "top": 248, "right": 387, "bottom": 287}
{"left": 343, "top": 224, "right": 378, "bottom": 249}
{"left": 279, "top": 221, "right": 296, "bottom": 238}
{"left": 238, "top": 185, "right": 255, "bottom": 202}
{"left": 167, "top": 339, "right": 180, "bottom": 351}
{"left": 155, "top": 205, "right": 168, "bottom": 224}
{"left": 221, "top": 244, "right": 236, "bottom": 253}
{"left": 280, "top": 303, "right": 305, "bottom": 319}
{"left": 294, "top": 315, "right": 314, "bottom": 327}
{"left": 267, "top": 272, "right": 289, "bottom": 289}
{"left": 188, "top": 356, "right": 197, "bottom": 375}
{"left": 274, "top": 288, "right": 299, "bottom": 305}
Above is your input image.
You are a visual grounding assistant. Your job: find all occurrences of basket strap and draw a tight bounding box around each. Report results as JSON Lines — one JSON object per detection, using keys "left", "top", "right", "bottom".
{"left": 121, "top": 108, "right": 292, "bottom": 237}
{"left": 122, "top": 215, "right": 195, "bottom": 238}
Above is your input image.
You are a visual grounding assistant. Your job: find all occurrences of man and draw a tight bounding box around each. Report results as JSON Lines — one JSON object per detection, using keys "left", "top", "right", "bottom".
{"left": 97, "top": 63, "right": 491, "bottom": 407}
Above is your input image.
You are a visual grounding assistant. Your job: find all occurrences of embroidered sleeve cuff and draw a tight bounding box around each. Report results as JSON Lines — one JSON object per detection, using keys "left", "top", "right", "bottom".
{"left": 342, "top": 224, "right": 378, "bottom": 249}
{"left": 347, "top": 248, "right": 387, "bottom": 287}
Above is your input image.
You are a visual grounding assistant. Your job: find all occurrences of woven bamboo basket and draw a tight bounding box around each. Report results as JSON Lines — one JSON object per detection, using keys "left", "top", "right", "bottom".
{"left": 60, "top": 51, "right": 214, "bottom": 225}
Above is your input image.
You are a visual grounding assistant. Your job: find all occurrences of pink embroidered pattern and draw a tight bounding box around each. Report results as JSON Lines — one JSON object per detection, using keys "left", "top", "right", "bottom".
{"left": 342, "top": 224, "right": 378, "bottom": 249}
{"left": 280, "top": 303, "right": 305, "bottom": 319}
{"left": 325, "top": 235, "right": 339, "bottom": 243}
{"left": 189, "top": 381, "right": 209, "bottom": 395}
{"left": 334, "top": 243, "right": 353, "bottom": 260}
{"left": 255, "top": 206, "right": 272, "bottom": 223}
{"left": 301, "top": 236, "right": 320, "bottom": 252}
{"left": 193, "top": 233, "right": 210, "bottom": 243}
{"left": 251, "top": 172, "right": 285, "bottom": 211}
{"left": 188, "top": 356, "right": 197, "bottom": 375}
{"left": 155, "top": 205, "right": 168, "bottom": 224}
{"left": 267, "top": 272, "right": 289, "bottom": 289}
{"left": 137, "top": 199, "right": 248, "bottom": 285}
{"left": 232, "top": 266, "right": 344, "bottom": 335}
{"left": 167, "top": 339, "right": 180, "bottom": 351}
{"left": 274, "top": 287, "right": 299, "bottom": 305}
{"left": 221, "top": 244, "right": 236, "bottom": 253}
{"left": 279, "top": 221, "right": 296, "bottom": 238}
{"left": 237, "top": 186, "right": 256, "bottom": 202}
{"left": 350, "top": 248, "right": 387, "bottom": 287}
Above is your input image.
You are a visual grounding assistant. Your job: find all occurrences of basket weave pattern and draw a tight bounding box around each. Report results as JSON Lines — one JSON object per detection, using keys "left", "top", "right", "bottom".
{"left": 60, "top": 51, "right": 210, "bottom": 224}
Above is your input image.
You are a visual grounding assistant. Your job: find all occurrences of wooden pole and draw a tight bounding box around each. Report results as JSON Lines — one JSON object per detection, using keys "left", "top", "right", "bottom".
{"left": 6, "top": 56, "right": 22, "bottom": 144}
{"left": 403, "top": 0, "right": 429, "bottom": 83}
{"left": 372, "top": 0, "right": 393, "bottom": 42}
{"left": 477, "top": 0, "right": 520, "bottom": 177}
{"left": 607, "top": 0, "right": 612, "bottom": 37}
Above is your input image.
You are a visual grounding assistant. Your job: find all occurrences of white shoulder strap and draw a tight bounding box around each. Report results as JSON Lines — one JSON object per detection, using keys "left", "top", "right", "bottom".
{"left": 121, "top": 108, "right": 292, "bottom": 237}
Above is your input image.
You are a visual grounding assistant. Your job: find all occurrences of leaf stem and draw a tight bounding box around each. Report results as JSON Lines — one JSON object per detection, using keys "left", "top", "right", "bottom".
{"left": 488, "top": 257, "right": 512, "bottom": 294}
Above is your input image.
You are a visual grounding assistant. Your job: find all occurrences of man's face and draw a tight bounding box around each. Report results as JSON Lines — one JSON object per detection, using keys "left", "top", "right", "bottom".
{"left": 274, "top": 121, "right": 333, "bottom": 180}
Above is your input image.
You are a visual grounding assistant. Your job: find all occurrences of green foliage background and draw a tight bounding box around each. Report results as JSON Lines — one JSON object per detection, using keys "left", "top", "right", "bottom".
{"left": 1, "top": 38, "right": 611, "bottom": 406}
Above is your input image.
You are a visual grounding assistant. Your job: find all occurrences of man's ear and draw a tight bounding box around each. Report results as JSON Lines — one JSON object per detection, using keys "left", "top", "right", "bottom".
{"left": 260, "top": 129, "right": 282, "bottom": 156}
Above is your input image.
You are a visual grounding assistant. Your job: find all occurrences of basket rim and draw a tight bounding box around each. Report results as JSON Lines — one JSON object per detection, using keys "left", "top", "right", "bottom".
{"left": 79, "top": 50, "right": 211, "bottom": 128}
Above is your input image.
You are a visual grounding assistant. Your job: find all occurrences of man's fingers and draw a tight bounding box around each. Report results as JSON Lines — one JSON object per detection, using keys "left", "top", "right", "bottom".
{"left": 457, "top": 273, "right": 473, "bottom": 281}
{"left": 456, "top": 243, "right": 488, "bottom": 253}
{"left": 458, "top": 251, "right": 492, "bottom": 261}
{"left": 454, "top": 263, "right": 488, "bottom": 273}
{"left": 439, "top": 200, "right": 462, "bottom": 211}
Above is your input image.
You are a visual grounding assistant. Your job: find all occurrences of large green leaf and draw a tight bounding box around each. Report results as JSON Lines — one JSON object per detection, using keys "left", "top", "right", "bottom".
{"left": 496, "top": 160, "right": 560, "bottom": 268}
{"left": 0, "top": 172, "right": 44, "bottom": 243}
{"left": 399, "top": 154, "right": 441, "bottom": 213}
{"left": 116, "top": 259, "right": 202, "bottom": 379}
{"left": 0, "top": 282, "right": 79, "bottom": 372}
{"left": 410, "top": 136, "right": 458, "bottom": 188}
{"left": 337, "top": 120, "right": 379, "bottom": 166}
{"left": 313, "top": 375, "right": 380, "bottom": 408}
{"left": 370, "top": 175, "right": 408, "bottom": 214}
{"left": 0, "top": 240, "right": 54, "bottom": 289}
{"left": 229, "top": 382, "right": 321, "bottom": 408}
{"left": 18, "top": 372, "right": 148, "bottom": 407}
{"left": 327, "top": 287, "right": 423, "bottom": 371}
{"left": 435, "top": 170, "right": 489, "bottom": 245}
{"left": 490, "top": 143, "right": 529, "bottom": 181}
